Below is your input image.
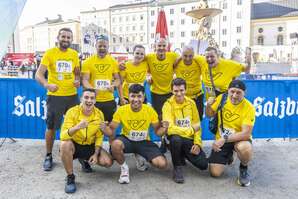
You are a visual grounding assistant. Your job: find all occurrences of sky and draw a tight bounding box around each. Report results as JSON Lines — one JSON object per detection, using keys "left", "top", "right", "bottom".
{"left": 18, "top": 0, "right": 128, "bottom": 28}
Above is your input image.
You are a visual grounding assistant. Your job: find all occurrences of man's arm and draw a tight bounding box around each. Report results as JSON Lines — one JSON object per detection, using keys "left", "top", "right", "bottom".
{"left": 35, "top": 64, "right": 58, "bottom": 92}
{"left": 225, "top": 125, "right": 253, "bottom": 143}
{"left": 82, "top": 73, "right": 93, "bottom": 89}
{"left": 205, "top": 97, "right": 217, "bottom": 117}
{"left": 153, "top": 121, "right": 169, "bottom": 136}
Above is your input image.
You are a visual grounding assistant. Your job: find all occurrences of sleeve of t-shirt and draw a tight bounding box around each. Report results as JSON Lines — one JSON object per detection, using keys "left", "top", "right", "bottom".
{"left": 95, "top": 111, "right": 105, "bottom": 147}
{"left": 242, "top": 106, "right": 256, "bottom": 126}
{"left": 211, "top": 94, "right": 222, "bottom": 112}
{"left": 60, "top": 108, "right": 76, "bottom": 141}
{"left": 40, "top": 51, "right": 50, "bottom": 68}
{"left": 112, "top": 108, "right": 122, "bottom": 123}
{"left": 112, "top": 57, "right": 119, "bottom": 73}
{"left": 229, "top": 60, "right": 245, "bottom": 78}
{"left": 150, "top": 107, "right": 159, "bottom": 124}
{"left": 81, "top": 59, "right": 90, "bottom": 74}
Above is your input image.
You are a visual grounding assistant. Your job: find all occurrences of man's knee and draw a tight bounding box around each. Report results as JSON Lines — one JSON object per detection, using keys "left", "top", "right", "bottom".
{"left": 111, "top": 140, "right": 124, "bottom": 152}
{"left": 192, "top": 156, "right": 208, "bottom": 170}
{"left": 151, "top": 156, "right": 167, "bottom": 169}
{"left": 60, "top": 140, "right": 74, "bottom": 155}
{"left": 235, "top": 141, "right": 252, "bottom": 156}
{"left": 209, "top": 164, "right": 225, "bottom": 177}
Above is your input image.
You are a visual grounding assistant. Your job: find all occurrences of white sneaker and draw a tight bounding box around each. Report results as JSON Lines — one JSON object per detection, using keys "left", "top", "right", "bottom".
{"left": 118, "top": 165, "right": 130, "bottom": 184}
{"left": 135, "top": 154, "right": 149, "bottom": 172}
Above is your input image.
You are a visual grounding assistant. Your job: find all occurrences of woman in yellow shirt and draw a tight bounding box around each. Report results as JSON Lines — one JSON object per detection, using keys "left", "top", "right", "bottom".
{"left": 119, "top": 45, "right": 149, "bottom": 105}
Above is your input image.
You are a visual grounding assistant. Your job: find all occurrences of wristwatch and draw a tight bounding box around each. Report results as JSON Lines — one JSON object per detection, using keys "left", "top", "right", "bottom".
{"left": 223, "top": 134, "right": 229, "bottom": 142}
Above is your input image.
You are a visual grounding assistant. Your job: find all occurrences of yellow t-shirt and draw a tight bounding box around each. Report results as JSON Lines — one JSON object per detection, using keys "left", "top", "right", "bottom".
{"left": 195, "top": 55, "right": 244, "bottom": 99}
{"left": 147, "top": 52, "right": 179, "bottom": 94}
{"left": 162, "top": 96, "right": 202, "bottom": 147}
{"left": 112, "top": 104, "right": 159, "bottom": 141}
{"left": 41, "top": 47, "right": 79, "bottom": 96}
{"left": 120, "top": 61, "right": 148, "bottom": 99}
{"left": 60, "top": 105, "right": 105, "bottom": 147}
{"left": 82, "top": 54, "right": 119, "bottom": 102}
{"left": 211, "top": 94, "right": 256, "bottom": 140}
{"left": 175, "top": 60, "right": 203, "bottom": 99}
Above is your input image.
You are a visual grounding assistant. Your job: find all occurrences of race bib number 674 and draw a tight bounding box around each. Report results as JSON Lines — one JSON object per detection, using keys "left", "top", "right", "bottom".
{"left": 128, "top": 130, "right": 147, "bottom": 141}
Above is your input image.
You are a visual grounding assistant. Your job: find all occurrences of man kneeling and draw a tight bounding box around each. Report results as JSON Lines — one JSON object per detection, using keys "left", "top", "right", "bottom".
{"left": 206, "top": 80, "right": 256, "bottom": 186}
{"left": 110, "top": 84, "right": 168, "bottom": 184}
{"left": 162, "top": 78, "right": 208, "bottom": 183}
{"left": 60, "top": 88, "right": 113, "bottom": 193}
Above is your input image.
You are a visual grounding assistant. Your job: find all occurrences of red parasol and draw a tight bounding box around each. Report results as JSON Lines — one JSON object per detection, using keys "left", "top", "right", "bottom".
{"left": 155, "top": 9, "right": 171, "bottom": 51}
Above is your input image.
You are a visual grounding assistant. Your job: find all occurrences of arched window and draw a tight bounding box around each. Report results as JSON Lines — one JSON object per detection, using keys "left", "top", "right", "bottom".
{"left": 277, "top": 35, "right": 283, "bottom": 45}
{"left": 257, "top": 35, "right": 264, "bottom": 45}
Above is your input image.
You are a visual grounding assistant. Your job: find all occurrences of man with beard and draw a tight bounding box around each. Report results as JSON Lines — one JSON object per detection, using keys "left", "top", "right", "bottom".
{"left": 195, "top": 47, "right": 250, "bottom": 100}
{"left": 36, "top": 28, "right": 80, "bottom": 171}
{"left": 82, "top": 35, "right": 121, "bottom": 123}
{"left": 146, "top": 38, "right": 179, "bottom": 119}
{"left": 110, "top": 84, "right": 168, "bottom": 184}
{"left": 60, "top": 88, "right": 113, "bottom": 193}
{"left": 206, "top": 80, "right": 255, "bottom": 187}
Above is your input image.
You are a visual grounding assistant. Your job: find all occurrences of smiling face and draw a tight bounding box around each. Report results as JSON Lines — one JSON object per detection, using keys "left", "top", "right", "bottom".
{"left": 81, "top": 91, "right": 96, "bottom": 113}
{"left": 205, "top": 49, "right": 219, "bottom": 68}
{"left": 133, "top": 47, "right": 145, "bottom": 64}
{"left": 57, "top": 30, "right": 73, "bottom": 50}
{"left": 172, "top": 84, "right": 186, "bottom": 104}
{"left": 155, "top": 39, "right": 167, "bottom": 59}
{"left": 228, "top": 87, "right": 245, "bottom": 105}
{"left": 128, "top": 91, "right": 144, "bottom": 111}
{"left": 96, "top": 39, "right": 109, "bottom": 58}
{"left": 182, "top": 48, "right": 194, "bottom": 65}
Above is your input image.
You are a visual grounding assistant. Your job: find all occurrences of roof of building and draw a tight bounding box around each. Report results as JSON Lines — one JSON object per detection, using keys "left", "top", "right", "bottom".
{"left": 252, "top": 0, "right": 298, "bottom": 19}
{"left": 109, "top": 0, "right": 154, "bottom": 9}
{"left": 35, "top": 15, "right": 63, "bottom": 25}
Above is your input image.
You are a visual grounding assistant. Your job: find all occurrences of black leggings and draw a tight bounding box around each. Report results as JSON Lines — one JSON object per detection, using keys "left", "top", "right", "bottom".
{"left": 169, "top": 135, "right": 208, "bottom": 170}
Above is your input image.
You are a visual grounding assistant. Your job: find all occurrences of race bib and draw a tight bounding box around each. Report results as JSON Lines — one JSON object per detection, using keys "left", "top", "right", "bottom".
{"left": 220, "top": 127, "right": 235, "bottom": 138}
{"left": 128, "top": 130, "right": 147, "bottom": 141}
{"left": 56, "top": 61, "right": 72, "bottom": 73}
{"left": 176, "top": 117, "right": 191, "bottom": 128}
{"left": 95, "top": 79, "right": 110, "bottom": 90}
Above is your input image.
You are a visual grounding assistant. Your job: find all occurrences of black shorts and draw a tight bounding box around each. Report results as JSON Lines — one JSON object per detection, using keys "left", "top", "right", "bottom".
{"left": 115, "top": 135, "right": 163, "bottom": 162}
{"left": 95, "top": 100, "right": 117, "bottom": 122}
{"left": 208, "top": 143, "right": 235, "bottom": 165}
{"left": 151, "top": 92, "right": 172, "bottom": 118}
{"left": 46, "top": 95, "right": 79, "bottom": 130}
{"left": 192, "top": 94, "right": 204, "bottom": 121}
{"left": 73, "top": 141, "right": 95, "bottom": 160}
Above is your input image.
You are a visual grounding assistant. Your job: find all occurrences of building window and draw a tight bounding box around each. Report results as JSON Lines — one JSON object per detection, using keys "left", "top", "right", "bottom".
{"left": 126, "top": 16, "right": 129, "bottom": 21}
{"left": 132, "top": 15, "right": 136, "bottom": 21}
{"left": 191, "top": 31, "right": 196, "bottom": 37}
{"left": 181, "top": 7, "right": 185, "bottom": 13}
{"left": 170, "top": 9, "right": 174, "bottom": 14}
{"left": 181, "top": 42, "right": 185, "bottom": 48}
{"left": 181, "top": 19, "right": 185, "bottom": 25}
{"left": 140, "top": 36, "right": 144, "bottom": 42}
{"left": 223, "top": 16, "right": 227, "bottom": 21}
{"left": 126, "top": 37, "right": 129, "bottom": 42}
{"left": 151, "top": 33, "right": 155, "bottom": 39}
{"left": 170, "top": 20, "right": 174, "bottom": 26}
{"left": 151, "top": 10, "right": 155, "bottom": 16}
{"left": 192, "top": 19, "right": 196, "bottom": 24}
{"left": 277, "top": 35, "right": 283, "bottom": 45}
{"left": 140, "top": 25, "right": 144, "bottom": 31}
{"left": 119, "top": 37, "right": 123, "bottom": 43}
{"left": 140, "top": 15, "right": 144, "bottom": 20}
{"left": 119, "top": 27, "right": 122, "bottom": 32}
{"left": 170, "top": 32, "right": 174, "bottom": 38}
{"left": 223, "top": 2, "right": 227, "bottom": 9}
{"left": 192, "top": 6, "right": 195, "bottom": 10}
{"left": 237, "top": 0, "right": 242, "bottom": 5}
{"left": 222, "top": 41, "right": 227, "bottom": 47}
{"left": 236, "top": 26, "right": 242, "bottom": 33}
{"left": 258, "top": 28, "right": 263, "bottom": 33}
{"left": 113, "top": 37, "right": 116, "bottom": 43}
{"left": 151, "top": 21, "right": 154, "bottom": 27}
{"left": 211, "top": 29, "right": 215, "bottom": 35}
{"left": 112, "top": 17, "right": 116, "bottom": 23}
{"left": 257, "top": 35, "right": 264, "bottom": 45}
{"left": 222, "top": 29, "right": 227, "bottom": 35}
{"left": 278, "top": 27, "right": 283, "bottom": 32}
{"left": 237, "top": 12, "right": 242, "bottom": 19}
{"left": 132, "top": 26, "right": 136, "bottom": 31}
{"left": 181, "top": 32, "right": 185, "bottom": 37}
{"left": 237, "top": 39, "right": 241, "bottom": 46}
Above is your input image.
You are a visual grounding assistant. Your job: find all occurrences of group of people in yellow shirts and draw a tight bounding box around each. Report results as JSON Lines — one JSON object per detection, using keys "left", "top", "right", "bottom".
{"left": 36, "top": 28, "right": 256, "bottom": 194}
